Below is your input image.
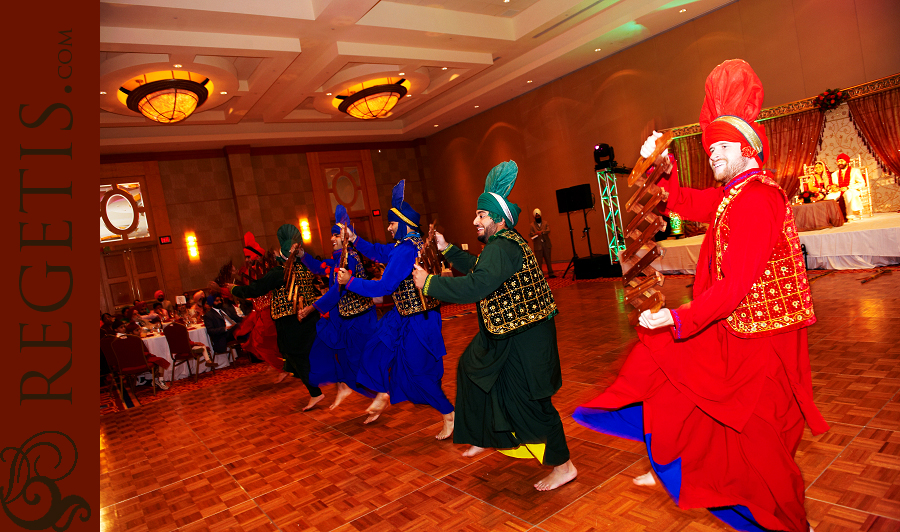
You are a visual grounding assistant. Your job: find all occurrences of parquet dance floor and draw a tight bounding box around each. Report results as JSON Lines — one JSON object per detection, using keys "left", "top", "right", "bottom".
{"left": 100, "top": 271, "right": 900, "bottom": 531}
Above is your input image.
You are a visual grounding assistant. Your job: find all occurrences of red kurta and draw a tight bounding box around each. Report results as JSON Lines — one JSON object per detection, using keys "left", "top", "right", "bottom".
{"left": 581, "top": 161, "right": 828, "bottom": 532}
{"left": 232, "top": 294, "right": 283, "bottom": 371}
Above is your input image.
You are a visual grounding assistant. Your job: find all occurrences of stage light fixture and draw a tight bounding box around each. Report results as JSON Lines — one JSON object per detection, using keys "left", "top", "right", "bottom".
{"left": 594, "top": 143, "right": 615, "bottom": 170}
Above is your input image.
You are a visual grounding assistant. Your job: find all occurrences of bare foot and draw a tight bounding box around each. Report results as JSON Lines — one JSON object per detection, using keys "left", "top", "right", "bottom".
{"left": 364, "top": 393, "right": 390, "bottom": 424}
{"left": 534, "top": 460, "right": 577, "bottom": 491}
{"left": 633, "top": 471, "right": 656, "bottom": 486}
{"left": 462, "top": 446, "right": 486, "bottom": 458}
{"left": 303, "top": 393, "right": 325, "bottom": 411}
{"left": 329, "top": 382, "right": 353, "bottom": 410}
{"left": 273, "top": 371, "right": 290, "bottom": 384}
{"left": 436, "top": 412, "right": 454, "bottom": 440}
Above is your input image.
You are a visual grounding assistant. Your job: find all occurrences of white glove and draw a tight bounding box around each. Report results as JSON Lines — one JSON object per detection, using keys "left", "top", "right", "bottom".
{"left": 637, "top": 308, "right": 674, "bottom": 329}
{"left": 640, "top": 130, "right": 668, "bottom": 160}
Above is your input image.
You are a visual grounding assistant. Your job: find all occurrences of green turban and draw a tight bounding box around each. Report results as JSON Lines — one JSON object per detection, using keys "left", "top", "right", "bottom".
{"left": 276, "top": 224, "right": 300, "bottom": 259}
{"left": 476, "top": 160, "right": 521, "bottom": 227}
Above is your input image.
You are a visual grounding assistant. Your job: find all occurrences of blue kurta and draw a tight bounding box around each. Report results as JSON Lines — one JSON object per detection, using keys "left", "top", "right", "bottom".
{"left": 345, "top": 234, "right": 454, "bottom": 414}
{"left": 302, "top": 250, "right": 376, "bottom": 395}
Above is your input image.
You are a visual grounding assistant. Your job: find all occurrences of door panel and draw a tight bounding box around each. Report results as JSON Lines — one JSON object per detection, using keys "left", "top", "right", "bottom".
{"left": 100, "top": 245, "right": 165, "bottom": 313}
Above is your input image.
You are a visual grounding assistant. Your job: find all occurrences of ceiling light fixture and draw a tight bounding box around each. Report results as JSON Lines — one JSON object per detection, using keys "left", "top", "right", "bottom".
{"left": 173, "top": 64, "right": 183, "bottom": 68}
{"left": 474, "top": 105, "right": 479, "bottom": 108}
{"left": 220, "top": 91, "right": 227, "bottom": 95}
{"left": 527, "top": 80, "right": 533, "bottom": 83}
{"left": 119, "top": 71, "right": 211, "bottom": 124}
{"left": 100, "top": 91, "right": 107, "bottom": 95}
{"left": 399, "top": 72, "right": 405, "bottom": 76}
{"left": 441, "top": 67, "right": 448, "bottom": 70}
{"left": 595, "top": 48, "right": 602, "bottom": 52}
{"left": 336, "top": 79, "right": 407, "bottom": 120}
{"left": 679, "top": 9, "right": 686, "bottom": 12}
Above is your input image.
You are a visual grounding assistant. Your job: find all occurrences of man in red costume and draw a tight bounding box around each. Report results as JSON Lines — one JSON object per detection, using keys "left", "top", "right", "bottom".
{"left": 574, "top": 59, "right": 828, "bottom": 532}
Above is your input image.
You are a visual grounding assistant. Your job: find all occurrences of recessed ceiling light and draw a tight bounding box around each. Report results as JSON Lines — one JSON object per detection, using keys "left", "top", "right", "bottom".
{"left": 399, "top": 72, "right": 405, "bottom": 76}
{"left": 504, "top": 0, "right": 510, "bottom": 3}
{"left": 434, "top": 124, "right": 439, "bottom": 127}
{"left": 474, "top": 105, "right": 479, "bottom": 108}
{"left": 406, "top": 94, "right": 412, "bottom": 97}
{"left": 220, "top": 91, "right": 227, "bottom": 95}
{"left": 527, "top": 80, "right": 533, "bottom": 83}
{"left": 442, "top": 67, "right": 447, "bottom": 70}
{"left": 173, "top": 64, "right": 183, "bottom": 68}
{"left": 326, "top": 92, "right": 332, "bottom": 96}
{"left": 100, "top": 91, "right": 107, "bottom": 95}
{"left": 595, "top": 48, "right": 602, "bottom": 52}
{"left": 679, "top": 9, "right": 686, "bottom": 13}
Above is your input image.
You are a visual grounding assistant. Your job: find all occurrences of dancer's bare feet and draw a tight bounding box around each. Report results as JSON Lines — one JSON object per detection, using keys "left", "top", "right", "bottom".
{"left": 633, "top": 471, "right": 656, "bottom": 486}
{"left": 303, "top": 394, "right": 325, "bottom": 411}
{"left": 461, "top": 445, "right": 486, "bottom": 458}
{"left": 273, "top": 371, "right": 290, "bottom": 384}
{"left": 436, "top": 412, "right": 454, "bottom": 440}
{"left": 535, "top": 460, "right": 577, "bottom": 491}
{"left": 329, "top": 382, "right": 353, "bottom": 410}
{"left": 364, "top": 393, "right": 389, "bottom": 424}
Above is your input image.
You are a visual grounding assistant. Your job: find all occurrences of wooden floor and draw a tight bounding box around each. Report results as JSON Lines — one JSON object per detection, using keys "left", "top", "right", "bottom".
{"left": 100, "top": 270, "right": 900, "bottom": 532}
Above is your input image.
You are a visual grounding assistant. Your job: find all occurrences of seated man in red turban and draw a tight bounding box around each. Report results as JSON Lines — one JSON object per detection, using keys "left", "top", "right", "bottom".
{"left": 831, "top": 153, "right": 866, "bottom": 220}
{"left": 575, "top": 59, "right": 828, "bottom": 532}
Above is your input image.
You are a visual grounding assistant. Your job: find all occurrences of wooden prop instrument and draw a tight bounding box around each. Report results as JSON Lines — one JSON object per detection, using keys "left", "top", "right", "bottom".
{"left": 338, "top": 225, "right": 350, "bottom": 294}
{"left": 415, "top": 219, "right": 447, "bottom": 314}
{"left": 620, "top": 131, "right": 673, "bottom": 326}
{"left": 282, "top": 241, "right": 307, "bottom": 320}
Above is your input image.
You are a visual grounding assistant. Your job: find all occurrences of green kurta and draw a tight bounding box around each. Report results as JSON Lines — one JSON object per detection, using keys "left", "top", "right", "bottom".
{"left": 424, "top": 233, "right": 568, "bottom": 465}
{"left": 231, "top": 266, "right": 321, "bottom": 396}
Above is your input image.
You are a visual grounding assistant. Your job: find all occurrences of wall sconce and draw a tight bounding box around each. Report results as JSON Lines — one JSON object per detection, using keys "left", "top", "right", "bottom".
{"left": 299, "top": 220, "right": 312, "bottom": 243}
{"left": 186, "top": 234, "right": 199, "bottom": 259}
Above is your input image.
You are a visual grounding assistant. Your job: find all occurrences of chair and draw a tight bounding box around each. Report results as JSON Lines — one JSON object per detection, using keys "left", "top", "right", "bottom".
{"left": 111, "top": 335, "right": 159, "bottom": 405}
{"left": 100, "top": 335, "right": 124, "bottom": 400}
{"left": 163, "top": 322, "right": 208, "bottom": 383}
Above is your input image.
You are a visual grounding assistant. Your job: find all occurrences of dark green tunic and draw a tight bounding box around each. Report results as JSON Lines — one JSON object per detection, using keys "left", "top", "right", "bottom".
{"left": 424, "top": 234, "right": 569, "bottom": 465}
{"left": 231, "top": 267, "right": 322, "bottom": 397}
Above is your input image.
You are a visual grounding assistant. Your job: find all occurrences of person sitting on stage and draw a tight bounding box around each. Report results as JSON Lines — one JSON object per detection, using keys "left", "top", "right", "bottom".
{"left": 412, "top": 160, "right": 576, "bottom": 491}
{"left": 337, "top": 180, "right": 455, "bottom": 439}
{"left": 574, "top": 59, "right": 827, "bottom": 532}
{"left": 832, "top": 153, "right": 866, "bottom": 220}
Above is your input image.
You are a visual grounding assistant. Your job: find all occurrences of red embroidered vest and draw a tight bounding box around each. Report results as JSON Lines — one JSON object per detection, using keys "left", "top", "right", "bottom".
{"left": 714, "top": 172, "right": 816, "bottom": 337}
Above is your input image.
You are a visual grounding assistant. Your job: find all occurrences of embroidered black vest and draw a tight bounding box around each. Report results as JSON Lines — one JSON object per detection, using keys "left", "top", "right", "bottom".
{"left": 271, "top": 261, "right": 319, "bottom": 320}
{"left": 338, "top": 249, "right": 375, "bottom": 318}
{"left": 392, "top": 235, "right": 441, "bottom": 316}
{"left": 478, "top": 229, "right": 558, "bottom": 338}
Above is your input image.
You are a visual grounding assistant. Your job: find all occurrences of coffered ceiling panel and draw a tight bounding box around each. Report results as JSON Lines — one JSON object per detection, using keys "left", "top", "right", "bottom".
{"left": 100, "top": 0, "right": 734, "bottom": 154}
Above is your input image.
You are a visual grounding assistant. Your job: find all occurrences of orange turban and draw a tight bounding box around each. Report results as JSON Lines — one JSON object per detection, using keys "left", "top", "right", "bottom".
{"left": 699, "top": 59, "right": 768, "bottom": 165}
{"left": 243, "top": 232, "right": 264, "bottom": 259}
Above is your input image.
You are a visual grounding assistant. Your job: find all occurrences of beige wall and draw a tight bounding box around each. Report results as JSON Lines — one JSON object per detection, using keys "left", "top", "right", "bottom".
{"left": 101, "top": 145, "right": 428, "bottom": 300}
{"left": 424, "top": 0, "right": 900, "bottom": 258}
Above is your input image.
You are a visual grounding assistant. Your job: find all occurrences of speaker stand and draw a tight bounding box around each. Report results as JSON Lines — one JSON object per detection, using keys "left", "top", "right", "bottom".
{"left": 562, "top": 210, "right": 578, "bottom": 279}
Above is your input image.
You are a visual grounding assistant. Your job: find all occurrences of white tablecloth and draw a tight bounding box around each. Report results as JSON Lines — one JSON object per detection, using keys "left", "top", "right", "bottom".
{"left": 140, "top": 325, "right": 229, "bottom": 381}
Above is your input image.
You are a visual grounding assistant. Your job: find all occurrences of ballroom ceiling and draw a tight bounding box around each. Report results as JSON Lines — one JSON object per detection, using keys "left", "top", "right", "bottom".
{"left": 100, "top": 0, "right": 733, "bottom": 154}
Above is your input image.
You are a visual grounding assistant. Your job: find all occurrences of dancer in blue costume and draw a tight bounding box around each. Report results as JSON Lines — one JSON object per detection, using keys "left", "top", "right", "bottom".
{"left": 337, "top": 180, "right": 455, "bottom": 439}
{"left": 298, "top": 205, "right": 377, "bottom": 410}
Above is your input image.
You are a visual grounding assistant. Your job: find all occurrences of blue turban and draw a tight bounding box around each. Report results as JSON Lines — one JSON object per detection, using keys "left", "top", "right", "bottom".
{"left": 332, "top": 204, "right": 350, "bottom": 235}
{"left": 387, "top": 180, "right": 420, "bottom": 237}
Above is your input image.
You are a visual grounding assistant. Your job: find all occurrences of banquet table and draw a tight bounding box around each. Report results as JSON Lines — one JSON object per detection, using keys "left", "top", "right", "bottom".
{"left": 140, "top": 324, "right": 229, "bottom": 381}
{"left": 791, "top": 200, "right": 844, "bottom": 232}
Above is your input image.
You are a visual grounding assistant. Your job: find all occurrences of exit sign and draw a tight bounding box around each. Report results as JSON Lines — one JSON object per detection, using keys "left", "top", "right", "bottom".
{"left": 159, "top": 235, "right": 172, "bottom": 245}
{"left": 372, "top": 209, "right": 381, "bottom": 216}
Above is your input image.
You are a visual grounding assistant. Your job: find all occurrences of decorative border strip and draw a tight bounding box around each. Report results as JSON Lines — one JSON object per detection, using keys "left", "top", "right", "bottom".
{"left": 669, "top": 73, "right": 900, "bottom": 138}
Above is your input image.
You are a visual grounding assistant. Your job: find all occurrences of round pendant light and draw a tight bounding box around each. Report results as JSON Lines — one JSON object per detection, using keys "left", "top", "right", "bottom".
{"left": 336, "top": 80, "right": 407, "bottom": 120}
{"left": 120, "top": 75, "right": 210, "bottom": 124}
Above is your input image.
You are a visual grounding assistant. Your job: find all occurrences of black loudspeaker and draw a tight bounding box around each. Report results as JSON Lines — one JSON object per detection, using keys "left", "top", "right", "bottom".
{"left": 573, "top": 255, "right": 622, "bottom": 279}
{"left": 555, "top": 184, "right": 593, "bottom": 213}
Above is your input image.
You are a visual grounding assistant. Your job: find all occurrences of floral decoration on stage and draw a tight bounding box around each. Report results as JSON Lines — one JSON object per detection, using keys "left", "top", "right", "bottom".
{"left": 814, "top": 88, "right": 846, "bottom": 110}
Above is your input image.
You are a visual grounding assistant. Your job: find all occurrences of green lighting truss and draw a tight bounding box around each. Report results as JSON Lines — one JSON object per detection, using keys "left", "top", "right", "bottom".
{"left": 596, "top": 169, "right": 626, "bottom": 263}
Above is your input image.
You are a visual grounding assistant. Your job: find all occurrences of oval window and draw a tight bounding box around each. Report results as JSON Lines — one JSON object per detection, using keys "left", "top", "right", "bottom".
{"left": 334, "top": 174, "right": 356, "bottom": 204}
{"left": 106, "top": 193, "right": 137, "bottom": 230}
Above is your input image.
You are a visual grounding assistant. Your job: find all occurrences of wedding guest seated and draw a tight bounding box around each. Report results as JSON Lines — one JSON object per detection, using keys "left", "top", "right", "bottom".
{"left": 154, "top": 290, "right": 174, "bottom": 315}
{"left": 100, "top": 312, "right": 117, "bottom": 336}
{"left": 113, "top": 318, "right": 170, "bottom": 390}
{"left": 203, "top": 294, "right": 245, "bottom": 356}
{"left": 152, "top": 301, "right": 170, "bottom": 322}
{"left": 121, "top": 306, "right": 145, "bottom": 334}
{"left": 189, "top": 291, "right": 206, "bottom": 319}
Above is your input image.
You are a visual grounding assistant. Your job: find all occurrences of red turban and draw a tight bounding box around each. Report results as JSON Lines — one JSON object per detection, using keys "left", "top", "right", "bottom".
{"left": 837, "top": 153, "right": 850, "bottom": 163}
{"left": 699, "top": 59, "right": 768, "bottom": 164}
{"left": 243, "top": 232, "right": 264, "bottom": 259}
{"left": 154, "top": 290, "right": 164, "bottom": 299}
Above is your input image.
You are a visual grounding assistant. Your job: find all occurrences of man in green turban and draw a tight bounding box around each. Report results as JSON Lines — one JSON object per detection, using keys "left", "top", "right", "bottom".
{"left": 412, "top": 160, "right": 577, "bottom": 491}
{"left": 228, "top": 224, "right": 325, "bottom": 411}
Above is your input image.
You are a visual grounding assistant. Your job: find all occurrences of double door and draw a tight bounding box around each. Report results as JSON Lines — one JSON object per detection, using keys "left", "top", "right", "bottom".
{"left": 99, "top": 245, "right": 164, "bottom": 314}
